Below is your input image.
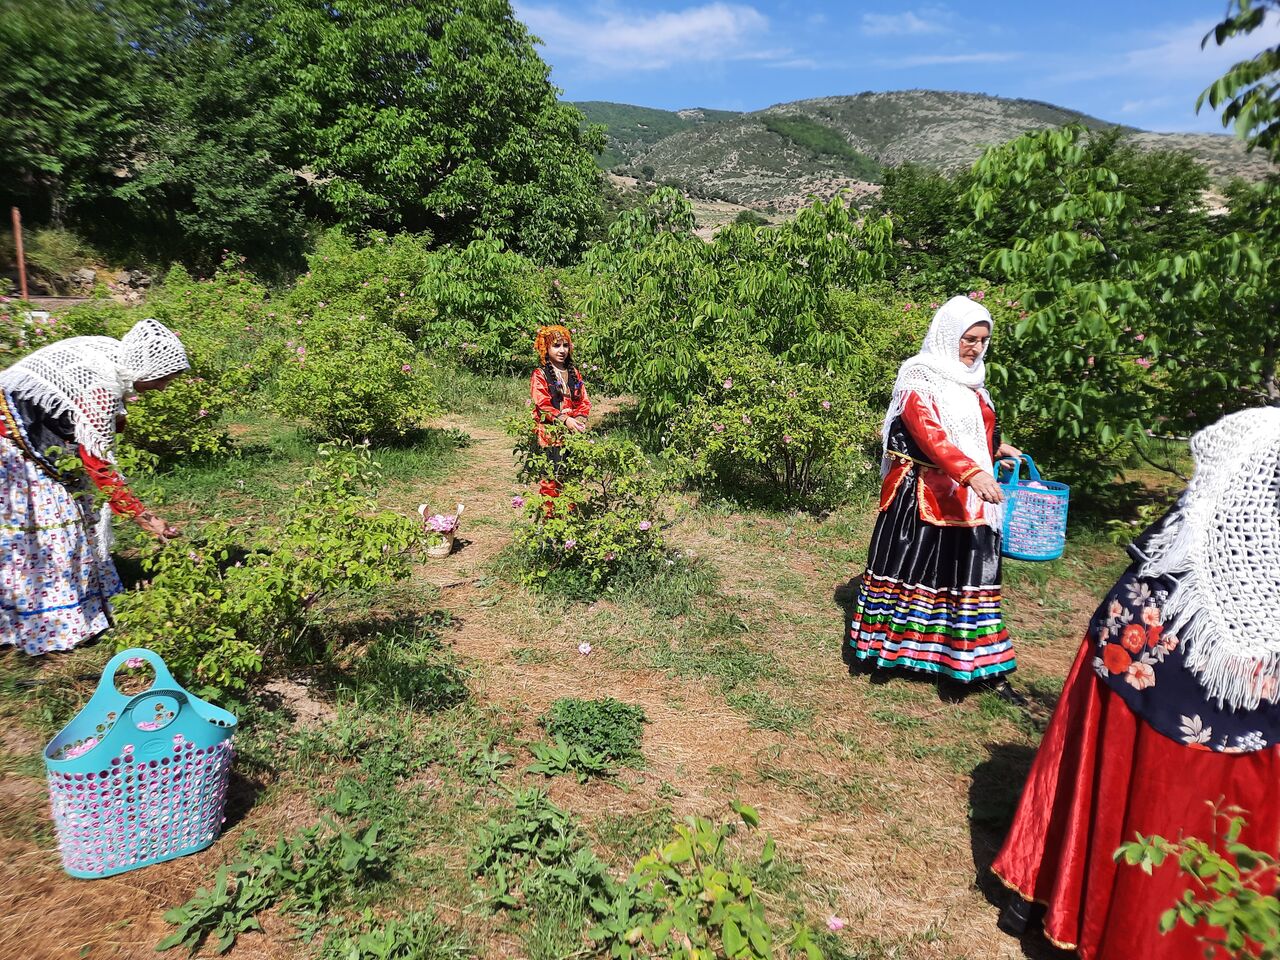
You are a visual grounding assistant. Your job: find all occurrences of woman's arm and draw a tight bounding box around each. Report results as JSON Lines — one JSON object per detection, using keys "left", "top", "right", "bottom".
{"left": 902, "top": 392, "right": 1003, "bottom": 503}
{"left": 79, "top": 446, "right": 180, "bottom": 537}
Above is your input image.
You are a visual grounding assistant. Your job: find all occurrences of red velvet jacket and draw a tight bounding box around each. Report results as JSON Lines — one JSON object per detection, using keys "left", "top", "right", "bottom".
{"left": 879, "top": 390, "right": 996, "bottom": 527}
{"left": 530, "top": 367, "right": 591, "bottom": 447}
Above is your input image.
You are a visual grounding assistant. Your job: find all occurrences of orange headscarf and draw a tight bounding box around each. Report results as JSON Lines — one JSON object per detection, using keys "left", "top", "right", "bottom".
{"left": 534, "top": 325, "right": 573, "bottom": 364}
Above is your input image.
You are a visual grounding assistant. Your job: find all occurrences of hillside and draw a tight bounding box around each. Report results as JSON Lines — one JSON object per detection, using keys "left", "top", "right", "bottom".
{"left": 574, "top": 101, "right": 742, "bottom": 169}
{"left": 580, "top": 90, "right": 1275, "bottom": 210}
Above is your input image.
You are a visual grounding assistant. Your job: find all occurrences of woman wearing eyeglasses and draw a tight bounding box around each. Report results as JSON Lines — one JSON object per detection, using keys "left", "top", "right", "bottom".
{"left": 845, "top": 296, "right": 1025, "bottom": 703}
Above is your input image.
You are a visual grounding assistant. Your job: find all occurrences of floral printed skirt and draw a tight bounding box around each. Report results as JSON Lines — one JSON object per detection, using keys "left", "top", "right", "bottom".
{"left": 992, "top": 637, "right": 1280, "bottom": 958}
{"left": 1, "top": 437, "right": 122, "bottom": 655}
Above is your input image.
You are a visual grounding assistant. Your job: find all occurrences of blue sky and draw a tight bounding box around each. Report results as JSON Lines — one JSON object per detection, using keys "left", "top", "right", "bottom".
{"left": 512, "top": 1, "right": 1280, "bottom": 133}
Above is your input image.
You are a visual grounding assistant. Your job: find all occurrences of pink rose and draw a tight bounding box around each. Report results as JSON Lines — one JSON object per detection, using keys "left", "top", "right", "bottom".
{"left": 827, "top": 916, "right": 845, "bottom": 932}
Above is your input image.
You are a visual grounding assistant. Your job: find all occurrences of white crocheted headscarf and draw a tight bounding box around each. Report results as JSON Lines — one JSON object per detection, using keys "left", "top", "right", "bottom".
{"left": 0, "top": 318, "right": 189, "bottom": 460}
{"left": 1138, "top": 406, "right": 1280, "bottom": 711}
{"left": 883, "top": 296, "right": 1000, "bottom": 529}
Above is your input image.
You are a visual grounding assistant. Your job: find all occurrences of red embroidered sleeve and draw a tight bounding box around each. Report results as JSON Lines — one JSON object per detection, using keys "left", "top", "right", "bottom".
{"left": 79, "top": 445, "right": 146, "bottom": 518}
{"left": 900, "top": 392, "right": 981, "bottom": 485}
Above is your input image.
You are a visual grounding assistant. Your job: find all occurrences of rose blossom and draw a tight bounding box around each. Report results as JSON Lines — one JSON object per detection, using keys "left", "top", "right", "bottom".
{"left": 639, "top": 520, "right": 652, "bottom": 531}
{"left": 821, "top": 400, "right": 831, "bottom": 410}
{"left": 563, "top": 539, "right": 577, "bottom": 550}
{"left": 511, "top": 496, "right": 525, "bottom": 509}
{"left": 826, "top": 916, "right": 845, "bottom": 932}
{"left": 578, "top": 641, "right": 591, "bottom": 655}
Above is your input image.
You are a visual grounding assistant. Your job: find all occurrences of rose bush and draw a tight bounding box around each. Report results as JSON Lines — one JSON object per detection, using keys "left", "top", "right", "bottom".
{"left": 271, "top": 315, "right": 434, "bottom": 441}
{"left": 666, "top": 346, "right": 877, "bottom": 506}
{"left": 113, "top": 441, "right": 420, "bottom": 695}
{"left": 508, "top": 427, "right": 666, "bottom": 595}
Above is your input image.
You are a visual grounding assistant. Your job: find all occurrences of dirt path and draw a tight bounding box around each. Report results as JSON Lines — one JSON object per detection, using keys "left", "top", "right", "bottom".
{"left": 388, "top": 408, "right": 1076, "bottom": 959}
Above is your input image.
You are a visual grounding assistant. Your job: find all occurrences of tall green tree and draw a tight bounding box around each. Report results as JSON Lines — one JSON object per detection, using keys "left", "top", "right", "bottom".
{"left": 0, "top": 0, "right": 143, "bottom": 223}
{"left": 270, "top": 0, "right": 605, "bottom": 263}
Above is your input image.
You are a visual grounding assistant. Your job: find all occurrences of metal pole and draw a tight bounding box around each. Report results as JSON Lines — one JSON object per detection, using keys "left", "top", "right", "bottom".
{"left": 11, "top": 207, "right": 28, "bottom": 300}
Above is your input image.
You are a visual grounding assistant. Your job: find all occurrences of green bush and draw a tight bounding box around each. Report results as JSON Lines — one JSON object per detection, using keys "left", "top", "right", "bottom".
{"left": 287, "top": 230, "right": 437, "bottom": 341}
{"left": 588, "top": 802, "right": 823, "bottom": 960}
{"left": 509, "top": 429, "right": 667, "bottom": 595}
{"left": 271, "top": 315, "right": 434, "bottom": 441}
{"left": 1116, "top": 804, "right": 1280, "bottom": 959}
{"left": 414, "top": 236, "right": 564, "bottom": 374}
{"left": 666, "top": 346, "right": 877, "bottom": 506}
{"left": 541, "top": 697, "right": 647, "bottom": 766}
{"left": 114, "top": 440, "right": 421, "bottom": 695}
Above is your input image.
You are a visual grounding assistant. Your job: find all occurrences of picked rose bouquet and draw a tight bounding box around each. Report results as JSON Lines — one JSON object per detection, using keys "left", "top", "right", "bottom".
{"left": 418, "top": 502, "right": 465, "bottom": 553}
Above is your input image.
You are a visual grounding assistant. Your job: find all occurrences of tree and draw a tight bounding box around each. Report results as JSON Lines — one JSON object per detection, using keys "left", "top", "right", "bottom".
{"left": 105, "top": 0, "right": 307, "bottom": 270}
{"left": 0, "top": 0, "right": 143, "bottom": 224}
{"left": 1198, "top": 0, "right": 1280, "bottom": 155}
{"left": 269, "top": 0, "right": 605, "bottom": 263}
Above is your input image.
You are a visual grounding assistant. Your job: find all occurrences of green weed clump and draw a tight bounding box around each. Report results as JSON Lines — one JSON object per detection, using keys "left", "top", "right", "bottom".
{"left": 469, "top": 788, "right": 615, "bottom": 913}
{"left": 321, "top": 910, "right": 470, "bottom": 960}
{"left": 114, "top": 440, "right": 420, "bottom": 696}
{"left": 159, "top": 820, "right": 387, "bottom": 955}
{"left": 541, "top": 696, "right": 647, "bottom": 767}
{"left": 589, "top": 802, "right": 824, "bottom": 960}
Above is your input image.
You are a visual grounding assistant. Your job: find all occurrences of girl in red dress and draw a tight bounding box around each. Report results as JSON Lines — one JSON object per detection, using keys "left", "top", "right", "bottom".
{"left": 993, "top": 406, "right": 1280, "bottom": 958}
{"left": 529, "top": 325, "right": 590, "bottom": 509}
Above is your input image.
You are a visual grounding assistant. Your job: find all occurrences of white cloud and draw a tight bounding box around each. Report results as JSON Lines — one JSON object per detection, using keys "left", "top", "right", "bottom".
{"left": 1052, "top": 13, "right": 1280, "bottom": 84}
{"left": 861, "top": 9, "right": 946, "bottom": 36}
{"left": 1119, "top": 96, "right": 1174, "bottom": 114}
{"left": 880, "top": 52, "right": 1021, "bottom": 68}
{"left": 516, "top": 2, "right": 776, "bottom": 71}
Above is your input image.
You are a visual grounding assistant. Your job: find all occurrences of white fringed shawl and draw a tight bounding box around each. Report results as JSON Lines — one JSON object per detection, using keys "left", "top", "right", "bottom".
{"left": 883, "top": 295, "right": 1001, "bottom": 530}
{"left": 1138, "top": 406, "right": 1280, "bottom": 712}
{"left": 0, "top": 318, "right": 188, "bottom": 460}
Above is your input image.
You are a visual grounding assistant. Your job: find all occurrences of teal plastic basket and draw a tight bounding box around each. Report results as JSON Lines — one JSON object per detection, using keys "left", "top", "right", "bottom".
{"left": 44, "top": 648, "right": 237, "bottom": 879}
{"left": 997, "top": 455, "right": 1070, "bottom": 561}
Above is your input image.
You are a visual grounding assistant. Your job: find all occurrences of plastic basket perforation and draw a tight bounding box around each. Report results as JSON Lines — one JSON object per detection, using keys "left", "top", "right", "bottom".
{"left": 997, "top": 455, "right": 1070, "bottom": 562}
{"left": 43, "top": 648, "right": 237, "bottom": 879}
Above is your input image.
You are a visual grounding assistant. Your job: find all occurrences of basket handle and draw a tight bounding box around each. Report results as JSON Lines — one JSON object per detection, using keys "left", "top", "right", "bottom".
{"left": 995, "top": 454, "right": 1042, "bottom": 484}
{"left": 99, "top": 648, "right": 182, "bottom": 694}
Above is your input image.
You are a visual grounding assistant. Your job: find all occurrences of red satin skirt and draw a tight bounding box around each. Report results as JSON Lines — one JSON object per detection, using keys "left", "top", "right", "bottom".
{"left": 992, "top": 638, "right": 1280, "bottom": 958}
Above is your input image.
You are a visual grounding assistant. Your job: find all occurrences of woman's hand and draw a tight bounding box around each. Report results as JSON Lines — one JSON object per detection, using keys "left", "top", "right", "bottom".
{"left": 136, "top": 512, "right": 181, "bottom": 541}
{"left": 968, "top": 473, "right": 1005, "bottom": 504}
{"left": 561, "top": 416, "right": 586, "bottom": 433}
{"left": 995, "top": 442, "right": 1023, "bottom": 462}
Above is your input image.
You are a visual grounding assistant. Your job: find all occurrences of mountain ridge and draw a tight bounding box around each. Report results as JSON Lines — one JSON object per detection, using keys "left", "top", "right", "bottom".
{"left": 574, "top": 90, "right": 1275, "bottom": 211}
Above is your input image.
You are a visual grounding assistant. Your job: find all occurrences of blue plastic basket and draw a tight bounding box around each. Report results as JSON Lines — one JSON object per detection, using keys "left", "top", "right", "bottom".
{"left": 997, "top": 455, "right": 1070, "bottom": 561}
{"left": 43, "top": 648, "right": 237, "bottom": 879}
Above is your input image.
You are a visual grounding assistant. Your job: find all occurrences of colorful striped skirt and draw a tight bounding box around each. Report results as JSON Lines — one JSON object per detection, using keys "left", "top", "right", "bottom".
{"left": 1, "top": 436, "right": 122, "bottom": 656}
{"left": 848, "top": 468, "right": 1015, "bottom": 683}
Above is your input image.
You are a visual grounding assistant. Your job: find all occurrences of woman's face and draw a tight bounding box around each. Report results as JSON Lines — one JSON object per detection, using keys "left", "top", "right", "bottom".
{"left": 133, "top": 372, "right": 180, "bottom": 393}
{"left": 548, "top": 338, "right": 571, "bottom": 365}
{"left": 958, "top": 323, "right": 991, "bottom": 367}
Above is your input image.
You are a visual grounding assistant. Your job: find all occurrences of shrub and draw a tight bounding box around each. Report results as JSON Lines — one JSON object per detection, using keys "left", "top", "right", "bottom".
{"left": 414, "top": 236, "right": 563, "bottom": 374}
{"left": 271, "top": 315, "right": 434, "bottom": 441}
{"left": 509, "top": 429, "right": 666, "bottom": 595}
{"left": 588, "top": 802, "right": 823, "bottom": 960}
{"left": 114, "top": 440, "right": 421, "bottom": 695}
{"left": 541, "top": 697, "right": 647, "bottom": 766}
{"left": 287, "top": 230, "right": 437, "bottom": 341}
{"left": 0, "top": 299, "right": 68, "bottom": 367}
{"left": 1116, "top": 804, "right": 1280, "bottom": 959}
{"left": 667, "top": 347, "right": 878, "bottom": 505}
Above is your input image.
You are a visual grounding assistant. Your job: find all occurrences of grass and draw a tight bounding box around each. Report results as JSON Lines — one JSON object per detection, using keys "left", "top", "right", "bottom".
{"left": 0, "top": 386, "right": 1131, "bottom": 960}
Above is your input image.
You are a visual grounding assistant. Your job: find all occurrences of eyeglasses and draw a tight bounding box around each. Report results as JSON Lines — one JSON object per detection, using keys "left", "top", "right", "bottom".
{"left": 960, "top": 335, "right": 991, "bottom": 347}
